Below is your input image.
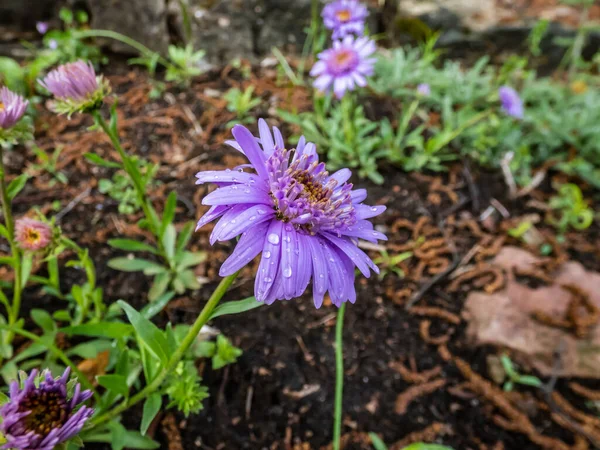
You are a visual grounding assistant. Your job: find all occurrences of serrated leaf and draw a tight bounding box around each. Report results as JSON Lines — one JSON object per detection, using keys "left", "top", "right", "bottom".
{"left": 118, "top": 301, "right": 169, "bottom": 364}
{"left": 141, "top": 393, "right": 162, "bottom": 435}
{"left": 97, "top": 374, "right": 129, "bottom": 398}
{"left": 108, "top": 239, "right": 159, "bottom": 254}
{"left": 209, "top": 297, "right": 263, "bottom": 320}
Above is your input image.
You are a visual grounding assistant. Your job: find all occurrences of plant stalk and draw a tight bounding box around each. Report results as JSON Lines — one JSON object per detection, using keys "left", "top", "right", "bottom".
{"left": 332, "top": 302, "right": 346, "bottom": 450}
{"left": 89, "top": 271, "right": 240, "bottom": 427}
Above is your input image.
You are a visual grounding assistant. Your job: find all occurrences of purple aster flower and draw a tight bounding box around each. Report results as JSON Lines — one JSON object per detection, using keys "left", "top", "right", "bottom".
{"left": 36, "top": 22, "right": 49, "bottom": 34}
{"left": 322, "top": 0, "right": 368, "bottom": 39}
{"left": 39, "top": 61, "right": 109, "bottom": 116}
{"left": 39, "top": 61, "right": 99, "bottom": 101}
{"left": 417, "top": 83, "right": 431, "bottom": 96}
{"left": 195, "top": 119, "right": 386, "bottom": 308}
{"left": 499, "top": 86, "right": 524, "bottom": 119}
{"left": 0, "top": 87, "right": 28, "bottom": 130}
{"left": 310, "top": 36, "right": 376, "bottom": 99}
{"left": 0, "top": 368, "right": 93, "bottom": 450}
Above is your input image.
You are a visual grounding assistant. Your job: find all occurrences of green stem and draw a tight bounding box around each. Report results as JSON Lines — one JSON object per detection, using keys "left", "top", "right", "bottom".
{"left": 0, "top": 324, "right": 101, "bottom": 403}
{"left": 332, "top": 302, "right": 346, "bottom": 450}
{"left": 75, "top": 29, "right": 175, "bottom": 74}
{"left": 92, "top": 111, "right": 161, "bottom": 239}
{"left": 0, "top": 145, "right": 22, "bottom": 366}
{"left": 89, "top": 271, "right": 240, "bottom": 427}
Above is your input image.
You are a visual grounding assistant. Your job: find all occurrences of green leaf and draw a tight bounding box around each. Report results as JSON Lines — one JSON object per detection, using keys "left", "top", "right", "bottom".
{"left": 20, "top": 253, "right": 33, "bottom": 288}
{"left": 7, "top": 174, "right": 29, "bottom": 200}
{"left": 108, "top": 239, "right": 159, "bottom": 254}
{"left": 142, "top": 292, "right": 175, "bottom": 320}
{"left": 84, "top": 153, "right": 121, "bottom": 168}
{"left": 67, "top": 339, "right": 112, "bottom": 359}
{"left": 118, "top": 301, "right": 169, "bottom": 364}
{"left": 148, "top": 272, "right": 170, "bottom": 302}
{"left": 108, "top": 257, "right": 165, "bottom": 274}
{"left": 141, "top": 393, "right": 162, "bottom": 435}
{"left": 97, "top": 374, "right": 129, "bottom": 398}
{"left": 31, "top": 309, "right": 55, "bottom": 333}
{"left": 369, "top": 433, "right": 388, "bottom": 450}
{"left": 161, "top": 192, "right": 177, "bottom": 236}
{"left": 209, "top": 297, "right": 263, "bottom": 320}
{"left": 177, "top": 270, "right": 200, "bottom": 290}
{"left": 176, "top": 251, "right": 206, "bottom": 269}
{"left": 83, "top": 429, "right": 160, "bottom": 449}
{"left": 61, "top": 322, "right": 133, "bottom": 339}
{"left": 176, "top": 222, "right": 194, "bottom": 254}
{"left": 161, "top": 224, "right": 176, "bottom": 260}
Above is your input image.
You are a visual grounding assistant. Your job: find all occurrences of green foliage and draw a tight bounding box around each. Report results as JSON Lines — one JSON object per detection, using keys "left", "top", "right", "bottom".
{"left": 279, "top": 96, "right": 385, "bottom": 183}
{"left": 165, "top": 44, "right": 206, "bottom": 84}
{"left": 165, "top": 361, "right": 209, "bottom": 417}
{"left": 224, "top": 86, "right": 262, "bottom": 126}
{"left": 27, "top": 146, "right": 68, "bottom": 185}
{"left": 195, "top": 334, "right": 243, "bottom": 370}
{"left": 373, "top": 251, "right": 412, "bottom": 280}
{"left": 98, "top": 157, "right": 159, "bottom": 215}
{"left": 547, "top": 183, "right": 594, "bottom": 234}
{"left": 500, "top": 354, "right": 543, "bottom": 392}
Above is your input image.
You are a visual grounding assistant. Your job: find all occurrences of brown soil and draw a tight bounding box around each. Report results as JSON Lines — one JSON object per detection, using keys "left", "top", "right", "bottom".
{"left": 4, "top": 62, "right": 600, "bottom": 450}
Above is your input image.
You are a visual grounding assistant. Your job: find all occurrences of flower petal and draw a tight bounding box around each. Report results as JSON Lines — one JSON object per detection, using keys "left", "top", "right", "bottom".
{"left": 202, "top": 185, "right": 272, "bottom": 206}
{"left": 220, "top": 221, "right": 269, "bottom": 276}
{"left": 232, "top": 125, "right": 269, "bottom": 180}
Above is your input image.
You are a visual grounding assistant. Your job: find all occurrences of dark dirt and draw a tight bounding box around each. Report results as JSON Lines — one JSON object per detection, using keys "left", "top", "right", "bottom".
{"left": 3, "top": 62, "right": 600, "bottom": 450}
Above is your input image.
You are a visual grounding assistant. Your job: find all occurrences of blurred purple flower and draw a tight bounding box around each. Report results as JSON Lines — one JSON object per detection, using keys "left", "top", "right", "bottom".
{"left": 36, "top": 22, "right": 49, "bottom": 34}
{"left": 39, "top": 61, "right": 99, "bottom": 101}
{"left": 0, "top": 368, "right": 93, "bottom": 450}
{"left": 322, "top": 0, "right": 368, "bottom": 39}
{"left": 417, "top": 83, "right": 430, "bottom": 96}
{"left": 0, "top": 87, "right": 28, "bottom": 129}
{"left": 48, "top": 39, "right": 58, "bottom": 50}
{"left": 310, "top": 36, "right": 376, "bottom": 99}
{"left": 499, "top": 86, "right": 524, "bottom": 119}
{"left": 195, "top": 119, "right": 386, "bottom": 308}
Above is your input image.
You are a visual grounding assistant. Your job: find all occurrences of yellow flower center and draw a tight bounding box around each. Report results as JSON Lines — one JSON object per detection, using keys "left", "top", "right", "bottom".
{"left": 25, "top": 229, "right": 41, "bottom": 245}
{"left": 570, "top": 80, "right": 588, "bottom": 94}
{"left": 0, "top": 101, "right": 5, "bottom": 112}
{"left": 334, "top": 50, "right": 353, "bottom": 66}
{"left": 336, "top": 9, "right": 351, "bottom": 22}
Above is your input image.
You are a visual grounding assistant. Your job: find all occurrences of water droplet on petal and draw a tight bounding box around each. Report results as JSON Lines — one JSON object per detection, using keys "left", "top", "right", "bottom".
{"left": 264, "top": 276, "right": 273, "bottom": 283}
{"left": 257, "top": 209, "right": 266, "bottom": 215}
{"left": 244, "top": 189, "right": 250, "bottom": 194}
{"left": 250, "top": 216, "right": 256, "bottom": 221}
{"left": 263, "top": 251, "right": 271, "bottom": 259}
{"left": 371, "top": 207, "right": 378, "bottom": 212}
{"left": 268, "top": 233, "right": 280, "bottom": 245}
{"left": 319, "top": 274, "right": 324, "bottom": 278}
{"left": 283, "top": 267, "right": 292, "bottom": 278}
{"left": 231, "top": 219, "right": 236, "bottom": 224}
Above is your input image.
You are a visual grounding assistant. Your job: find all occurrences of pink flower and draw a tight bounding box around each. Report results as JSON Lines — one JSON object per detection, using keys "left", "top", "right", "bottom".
{"left": 15, "top": 218, "right": 52, "bottom": 251}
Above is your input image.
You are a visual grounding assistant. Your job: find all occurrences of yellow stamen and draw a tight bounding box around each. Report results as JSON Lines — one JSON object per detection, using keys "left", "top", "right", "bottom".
{"left": 336, "top": 9, "right": 351, "bottom": 21}
{"left": 0, "top": 101, "right": 5, "bottom": 112}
